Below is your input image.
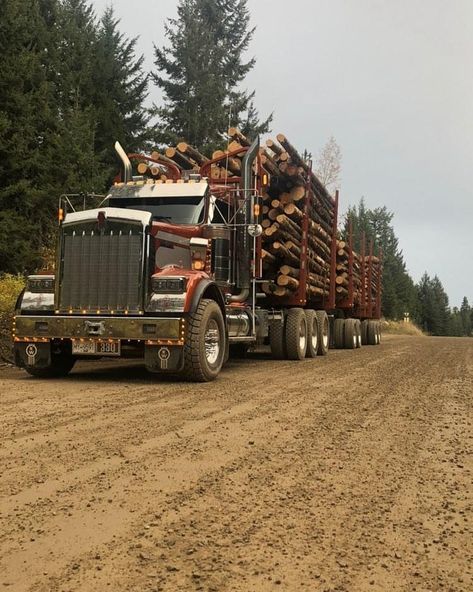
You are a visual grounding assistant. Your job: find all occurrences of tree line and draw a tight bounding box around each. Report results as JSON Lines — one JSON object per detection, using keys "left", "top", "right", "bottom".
{"left": 0, "top": 0, "right": 269, "bottom": 273}
{"left": 0, "top": 0, "right": 470, "bottom": 335}
{"left": 345, "top": 200, "right": 472, "bottom": 336}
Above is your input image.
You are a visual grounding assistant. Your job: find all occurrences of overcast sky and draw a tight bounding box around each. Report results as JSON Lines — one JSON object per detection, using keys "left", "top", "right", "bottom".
{"left": 92, "top": 0, "right": 473, "bottom": 307}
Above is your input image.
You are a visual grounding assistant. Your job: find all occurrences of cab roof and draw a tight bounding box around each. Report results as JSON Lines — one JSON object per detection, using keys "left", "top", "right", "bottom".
{"left": 107, "top": 180, "right": 209, "bottom": 199}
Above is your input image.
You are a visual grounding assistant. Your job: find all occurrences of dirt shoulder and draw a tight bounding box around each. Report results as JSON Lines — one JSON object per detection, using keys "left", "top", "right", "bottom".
{"left": 0, "top": 335, "right": 471, "bottom": 591}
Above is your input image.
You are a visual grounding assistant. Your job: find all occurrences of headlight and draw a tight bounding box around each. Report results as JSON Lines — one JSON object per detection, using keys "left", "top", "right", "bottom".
{"left": 151, "top": 277, "right": 187, "bottom": 293}
{"left": 27, "top": 276, "right": 55, "bottom": 293}
{"left": 20, "top": 275, "right": 55, "bottom": 311}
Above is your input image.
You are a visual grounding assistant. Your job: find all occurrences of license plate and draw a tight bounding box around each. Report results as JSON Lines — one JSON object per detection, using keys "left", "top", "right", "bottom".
{"left": 72, "top": 340, "right": 121, "bottom": 356}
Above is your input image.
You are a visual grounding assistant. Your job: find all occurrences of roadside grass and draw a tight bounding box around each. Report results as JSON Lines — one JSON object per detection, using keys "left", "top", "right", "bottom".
{"left": 0, "top": 274, "right": 25, "bottom": 362}
{"left": 381, "top": 319, "right": 425, "bottom": 336}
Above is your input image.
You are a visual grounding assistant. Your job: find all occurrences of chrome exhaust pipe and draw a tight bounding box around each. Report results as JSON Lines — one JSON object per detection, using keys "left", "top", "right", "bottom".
{"left": 228, "top": 136, "right": 259, "bottom": 304}
{"left": 114, "top": 141, "right": 132, "bottom": 183}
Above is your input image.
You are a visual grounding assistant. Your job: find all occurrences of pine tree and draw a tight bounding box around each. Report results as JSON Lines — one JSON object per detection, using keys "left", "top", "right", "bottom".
{"left": 0, "top": 0, "right": 57, "bottom": 272}
{"left": 460, "top": 296, "right": 471, "bottom": 336}
{"left": 449, "top": 307, "right": 463, "bottom": 336}
{"left": 92, "top": 7, "right": 150, "bottom": 178}
{"left": 152, "top": 0, "right": 271, "bottom": 152}
{"left": 416, "top": 273, "right": 451, "bottom": 335}
{"left": 49, "top": 0, "right": 106, "bottom": 194}
{"left": 344, "top": 199, "right": 417, "bottom": 319}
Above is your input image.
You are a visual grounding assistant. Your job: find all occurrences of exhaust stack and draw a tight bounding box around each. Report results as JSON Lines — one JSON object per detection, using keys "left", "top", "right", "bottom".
{"left": 228, "top": 136, "right": 259, "bottom": 304}
{"left": 114, "top": 141, "right": 132, "bottom": 183}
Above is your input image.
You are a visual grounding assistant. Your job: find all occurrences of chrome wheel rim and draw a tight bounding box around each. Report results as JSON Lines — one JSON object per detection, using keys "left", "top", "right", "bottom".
{"left": 205, "top": 320, "right": 220, "bottom": 365}
{"left": 311, "top": 319, "right": 318, "bottom": 350}
{"left": 299, "top": 320, "right": 307, "bottom": 352}
{"left": 322, "top": 323, "right": 329, "bottom": 348}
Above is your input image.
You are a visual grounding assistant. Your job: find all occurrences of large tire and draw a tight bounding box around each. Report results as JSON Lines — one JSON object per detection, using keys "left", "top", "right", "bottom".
{"left": 25, "top": 355, "right": 75, "bottom": 378}
{"left": 183, "top": 299, "right": 226, "bottom": 382}
{"left": 355, "top": 319, "right": 362, "bottom": 348}
{"left": 315, "top": 310, "right": 329, "bottom": 356}
{"left": 376, "top": 322, "right": 382, "bottom": 345}
{"left": 361, "top": 320, "right": 369, "bottom": 345}
{"left": 285, "top": 308, "right": 307, "bottom": 360}
{"left": 344, "top": 318, "right": 357, "bottom": 349}
{"left": 305, "top": 310, "right": 319, "bottom": 358}
{"left": 333, "top": 318, "right": 345, "bottom": 349}
{"left": 367, "top": 320, "right": 377, "bottom": 345}
{"left": 269, "top": 318, "right": 286, "bottom": 359}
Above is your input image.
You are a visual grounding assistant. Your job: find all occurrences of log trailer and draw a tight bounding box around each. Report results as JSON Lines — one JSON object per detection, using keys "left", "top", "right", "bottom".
{"left": 13, "top": 131, "right": 382, "bottom": 382}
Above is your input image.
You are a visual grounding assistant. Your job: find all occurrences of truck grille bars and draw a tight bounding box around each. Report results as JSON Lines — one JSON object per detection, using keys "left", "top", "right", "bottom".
{"left": 58, "top": 224, "right": 144, "bottom": 314}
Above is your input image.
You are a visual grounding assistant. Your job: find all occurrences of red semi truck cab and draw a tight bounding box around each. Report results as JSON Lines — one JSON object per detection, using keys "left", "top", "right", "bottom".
{"left": 13, "top": 141, "right": 262, "bottom": 381}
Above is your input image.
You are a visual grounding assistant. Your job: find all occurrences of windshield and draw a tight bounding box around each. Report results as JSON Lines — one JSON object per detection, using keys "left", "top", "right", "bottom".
{"left": 108, "top": 196, "right": 206, "bottom": 224}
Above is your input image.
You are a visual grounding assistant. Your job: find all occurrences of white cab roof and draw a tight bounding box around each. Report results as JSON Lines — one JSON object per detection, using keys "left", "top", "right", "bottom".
{"left": 108, "top": 180, "right": 209, "bottom": 199}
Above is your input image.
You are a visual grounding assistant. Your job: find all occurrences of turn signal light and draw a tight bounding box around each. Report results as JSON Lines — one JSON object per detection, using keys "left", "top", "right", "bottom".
{"left": 193, "top": 259, "right": 205, "bottom": 271}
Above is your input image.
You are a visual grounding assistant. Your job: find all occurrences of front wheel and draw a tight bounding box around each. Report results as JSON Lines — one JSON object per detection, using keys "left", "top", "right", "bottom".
{"left": 183, "top": 299, "right": 226, "bottom": 382}
{"left": 24, "top": 355, "right": 76, "bottom": 378}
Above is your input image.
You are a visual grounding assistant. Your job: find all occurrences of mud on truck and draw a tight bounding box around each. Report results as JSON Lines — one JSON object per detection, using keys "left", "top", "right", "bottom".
{"left": 13, "top": 133, "right": 382, "bottom": 382}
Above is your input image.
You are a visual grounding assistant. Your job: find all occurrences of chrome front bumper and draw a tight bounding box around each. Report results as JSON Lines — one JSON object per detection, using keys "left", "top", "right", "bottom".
{"left": 13, "top": 314, "right": 185, "bottom": 345}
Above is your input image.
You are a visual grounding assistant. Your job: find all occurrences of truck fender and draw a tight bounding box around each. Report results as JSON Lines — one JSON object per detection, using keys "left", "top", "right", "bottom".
{"left": 188, "top": 280, "right": 226, "bottom": 326}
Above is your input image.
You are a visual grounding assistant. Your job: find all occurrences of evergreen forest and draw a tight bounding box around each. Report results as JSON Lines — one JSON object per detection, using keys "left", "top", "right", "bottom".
{"left": 0, "top": 0, "right": 470, "bottom": 336}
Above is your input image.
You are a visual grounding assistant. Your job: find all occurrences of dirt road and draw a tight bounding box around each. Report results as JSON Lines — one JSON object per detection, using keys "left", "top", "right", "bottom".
{"left": 0, "top": 335, "right": 471, "bottom": 592}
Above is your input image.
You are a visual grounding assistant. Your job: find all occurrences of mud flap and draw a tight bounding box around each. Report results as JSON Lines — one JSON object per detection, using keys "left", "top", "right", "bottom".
{"left": 144, "top": 345, "right": 183, "bottom": 373}
{"left": 15, "top": 342, "right": 51, "bottom": 369}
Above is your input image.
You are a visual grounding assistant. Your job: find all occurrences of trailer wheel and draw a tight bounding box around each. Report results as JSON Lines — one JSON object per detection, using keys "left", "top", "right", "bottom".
{"left": 315, "top": 311, "right": 329, "bottom": 356}
{"left": 344, "top": 318, "right": 357, "bottom": 349}
{"left": 182, "top": 299, "right": 226, "bottom": 382}
{"left": 333, "top": 318, "right": 345, "bottom": 349}
{"left": 376, "top": 322, "right": 382, "bottom": 345}
{"left": 367, "top": 320, "right": 377, "bottom": 345}
{"left": 361, "top": 320, "right": 369, "bottom": 345}
{"left": 269, "top": 318, "right": 286, "bottom": 359}
{"left": 355, "top": 319, "right": 362, "bottom": 348}
{"left": 24, "top": 355, "right": 76, "bottom": 378}
{"left": 305, "top": 310, "right": 319, "bottom": 358}
{"left": 285, "top": 308, "right": 307, "bottom": 360}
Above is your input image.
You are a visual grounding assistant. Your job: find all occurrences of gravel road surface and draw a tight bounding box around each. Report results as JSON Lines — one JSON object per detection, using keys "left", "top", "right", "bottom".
{"left": 0, "top": 335, "right": 471, "bottom": 591}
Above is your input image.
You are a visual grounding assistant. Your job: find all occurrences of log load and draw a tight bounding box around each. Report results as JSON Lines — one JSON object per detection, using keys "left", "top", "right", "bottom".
{"left": 132, "top": 129, "right": 353, "bottom": 306}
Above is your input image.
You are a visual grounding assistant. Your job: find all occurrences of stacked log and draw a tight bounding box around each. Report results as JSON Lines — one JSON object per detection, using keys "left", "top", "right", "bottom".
{"left": 335, "top": 240, "right": 362, "bottom": 302}
{"left": 258, "top": 134, "right": 335, "bottom": 301}
{"left": 364, "top": 254, "right": 382, "bottom": 310}
{"left": 131, "top": 129, "right": 337, "bottom": 304}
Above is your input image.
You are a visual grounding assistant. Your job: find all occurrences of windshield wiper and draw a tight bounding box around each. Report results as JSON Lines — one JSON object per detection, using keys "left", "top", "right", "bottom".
{"left": 154, "top": 216, "right": 172, "bottom": 221}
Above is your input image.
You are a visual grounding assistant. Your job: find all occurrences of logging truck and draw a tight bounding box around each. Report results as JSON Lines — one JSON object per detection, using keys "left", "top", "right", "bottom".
{"left": 13, "top": 131, "right": 382, "bottom": 382}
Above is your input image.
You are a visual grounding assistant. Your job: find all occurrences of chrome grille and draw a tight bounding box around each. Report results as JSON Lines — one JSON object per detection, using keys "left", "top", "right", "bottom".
{"left": 59, "top": 225, "right": 144, "bottom": 313}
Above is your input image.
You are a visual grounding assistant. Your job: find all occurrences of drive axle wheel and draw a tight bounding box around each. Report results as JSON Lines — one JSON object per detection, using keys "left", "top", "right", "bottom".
{"left": 361, "top": 320, "right": 369, "bottom": 345}
{"left": 24, "top": 355, "right": 75, "bottom": 378}
{"left": 355, "top": 319, "right": 362, "bottom": 348}
{"left": 333, "top": 319, "right": 345, "bottom": 349}
{"left": 305, "top": 310, "right": 319, "bottom": 358}
{"left": 183, "top": 299, "right": 226, "bottom": 382}
{"left": 315, "top": 310, "right": 329, "bottom": 356}
{"left": 367, "top": 320, "right": 377, "bottom": 345}
{"left": 270, "top": 318, "right": 286, "bottom": 359}
{"left": 344, "top": 318, "right": 357, "bottom": 349}
{"left": 285, "top": 308, "right": 307, "bottom": 360}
